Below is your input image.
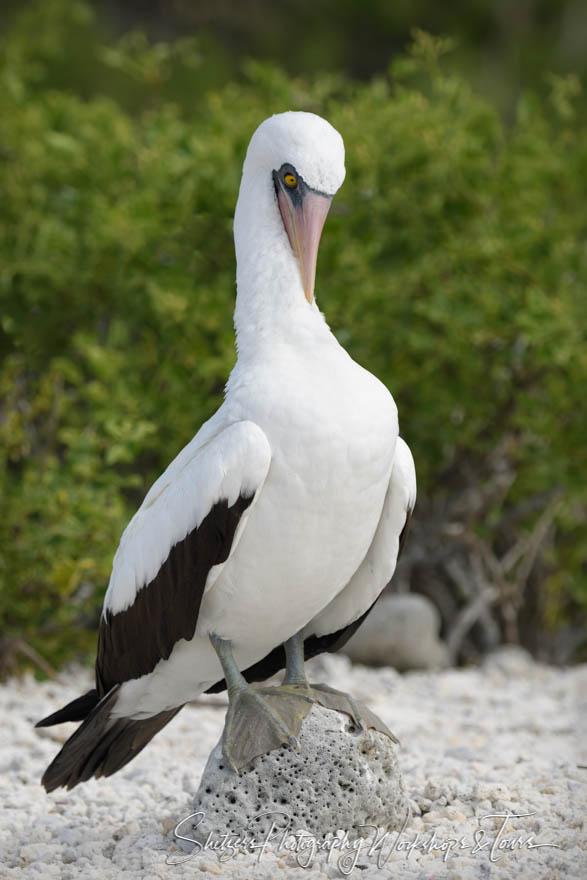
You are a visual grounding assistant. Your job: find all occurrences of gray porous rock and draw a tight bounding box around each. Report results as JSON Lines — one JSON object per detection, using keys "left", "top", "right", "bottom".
{"left": 187, "top": 703, "right": 408, "bottom": 847}
{"left": 343, "top": 594, "right": 450, "bottom": 670}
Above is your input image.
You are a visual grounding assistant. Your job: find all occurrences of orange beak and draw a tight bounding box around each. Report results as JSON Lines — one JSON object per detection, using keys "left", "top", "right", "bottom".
{"left": 276, "top": 186, "right": 332, "bottom": 304}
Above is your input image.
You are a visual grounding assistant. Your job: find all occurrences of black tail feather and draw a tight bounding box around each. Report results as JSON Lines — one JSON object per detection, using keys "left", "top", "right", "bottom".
{"left": 35, "top": 689, "right": 99, "bottom": 727}
{"left": 39, "top": 686, "right": 183, "bottom": 792}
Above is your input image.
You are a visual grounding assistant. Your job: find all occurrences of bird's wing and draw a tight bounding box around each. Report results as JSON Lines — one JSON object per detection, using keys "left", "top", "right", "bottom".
{"left": 96, "top": 419, "right": 272, "bottom": 696}
{"left": 305, "top": 435, "right": 416, "bottom": 641}
{"left": 206, "top": 436, "right": 416, "bottom": 691}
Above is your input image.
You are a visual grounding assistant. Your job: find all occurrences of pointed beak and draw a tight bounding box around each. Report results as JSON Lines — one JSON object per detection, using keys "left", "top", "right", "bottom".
{"left": 276, "top": 186, "right": 332, "bottom": 304}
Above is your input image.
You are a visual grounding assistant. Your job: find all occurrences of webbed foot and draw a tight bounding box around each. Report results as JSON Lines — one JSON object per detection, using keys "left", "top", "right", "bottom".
{"left": 306, "top": 682, "right": 399, "bottom": 743}
{"left": 221, "top": 684, "right": 314, "bottom": 772}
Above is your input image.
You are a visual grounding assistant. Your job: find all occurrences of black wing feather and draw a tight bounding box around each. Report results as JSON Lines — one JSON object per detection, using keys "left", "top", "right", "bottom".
{"left": 35, "top": 689, "right": 99, "bottom": 727}
{"left": 36, "top": 493, "right": 254, "bottom": 790}
{"left": 40, "top": 685, "right": 181, "bottom": 792}
{"left": 96, "top": 493, "right": 254, "bottom": 696}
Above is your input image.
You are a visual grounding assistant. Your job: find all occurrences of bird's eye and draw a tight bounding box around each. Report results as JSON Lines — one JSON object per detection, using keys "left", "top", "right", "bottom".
{"left": 284, "top": 173, "right": 297, "bottom": 188}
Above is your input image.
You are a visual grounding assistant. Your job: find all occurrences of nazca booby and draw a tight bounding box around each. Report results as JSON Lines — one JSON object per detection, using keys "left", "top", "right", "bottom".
{"left": 37, "top": 111, "right": 416, "bottom": 789}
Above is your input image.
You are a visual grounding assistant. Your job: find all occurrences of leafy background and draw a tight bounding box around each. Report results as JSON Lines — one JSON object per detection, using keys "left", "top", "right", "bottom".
{"left": 0, "top": 0, "right": 586, "bottom": 675}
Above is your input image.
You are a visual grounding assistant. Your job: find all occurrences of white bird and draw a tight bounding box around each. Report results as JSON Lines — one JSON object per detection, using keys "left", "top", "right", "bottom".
{"left": 37, "top": 111, "right": 416, "bottom": 790}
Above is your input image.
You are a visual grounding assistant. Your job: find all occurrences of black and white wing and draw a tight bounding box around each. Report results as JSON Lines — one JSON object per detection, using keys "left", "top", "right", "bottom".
{"left": 37, "top": 418, "right": 271, "bottom": 790}
{"left": 96, "top": 419, "right": 271, "bottom": 695}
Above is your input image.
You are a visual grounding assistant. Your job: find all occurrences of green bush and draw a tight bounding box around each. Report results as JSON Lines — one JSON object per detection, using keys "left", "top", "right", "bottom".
{"left": 1, "top": 8, "right": 585, "bottom": 672}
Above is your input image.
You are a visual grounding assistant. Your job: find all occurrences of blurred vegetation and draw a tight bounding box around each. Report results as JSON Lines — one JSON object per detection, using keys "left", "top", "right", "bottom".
{"left": 0, "top": 1, "right": 586, "bottom": 675}
{"left": 2, "top": 0, "right": 586, "bottom": 118}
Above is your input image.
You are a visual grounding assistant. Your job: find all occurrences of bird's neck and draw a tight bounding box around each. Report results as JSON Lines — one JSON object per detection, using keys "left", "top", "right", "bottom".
{"left": 232, "top": 166, "right": 329, "bottom": 357}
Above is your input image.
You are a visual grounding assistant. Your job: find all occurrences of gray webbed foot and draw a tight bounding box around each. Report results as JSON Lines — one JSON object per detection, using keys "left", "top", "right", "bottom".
{"left": 221, "top": 684, "right": 314, "bottom": 772}
{"left": 307, "top": 682, "right": 399, "bottom": 743}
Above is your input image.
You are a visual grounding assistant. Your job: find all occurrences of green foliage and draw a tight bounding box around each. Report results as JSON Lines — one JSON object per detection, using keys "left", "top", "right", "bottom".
{"left": 4, "top": 0, "right": 585, "bottom": 117}
{"left": 1, "top": 3, "right": 586, "bottom": 672}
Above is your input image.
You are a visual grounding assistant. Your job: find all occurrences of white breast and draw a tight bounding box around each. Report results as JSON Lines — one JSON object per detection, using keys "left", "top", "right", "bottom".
{"left": 196, "top": 334, "right": 398, "bottom": 657}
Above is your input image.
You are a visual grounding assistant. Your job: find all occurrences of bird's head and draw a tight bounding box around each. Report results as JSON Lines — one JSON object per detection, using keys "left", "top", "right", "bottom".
{"left": 239, "top": 111, "right": 345, "bottom": 306}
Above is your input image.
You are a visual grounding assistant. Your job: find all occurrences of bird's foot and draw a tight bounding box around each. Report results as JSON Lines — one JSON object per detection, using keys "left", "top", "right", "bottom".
{"left": 222, "top": 684, "right": 314, "bottom": 772}
{"left": 306, "top": 682, "right": 399, "bottom": 744}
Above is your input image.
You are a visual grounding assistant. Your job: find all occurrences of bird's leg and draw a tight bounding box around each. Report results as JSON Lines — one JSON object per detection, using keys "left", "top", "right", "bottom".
{"left": 209, "top": 633, "right": 312, "bottom": 772}
{"left": 282, "top": 628, "right": 313, "bottom": 690}
{"left": 280, "top": 630, "right": 399, "bottom": 743}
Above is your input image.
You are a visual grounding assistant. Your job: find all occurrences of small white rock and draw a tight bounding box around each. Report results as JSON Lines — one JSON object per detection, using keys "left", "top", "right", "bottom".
{"left": 189, "top": 704, "right": 408, "bottom": 844}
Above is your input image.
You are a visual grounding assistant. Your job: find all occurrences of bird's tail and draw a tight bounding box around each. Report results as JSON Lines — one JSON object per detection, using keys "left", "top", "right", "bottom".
{"left": 36, "top": 686, "right": 182, "bottom": 792}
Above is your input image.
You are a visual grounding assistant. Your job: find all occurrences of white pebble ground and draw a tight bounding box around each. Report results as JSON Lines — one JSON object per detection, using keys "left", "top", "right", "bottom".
{"left": 1, "top": 648, "right": 585, "bottom": 879}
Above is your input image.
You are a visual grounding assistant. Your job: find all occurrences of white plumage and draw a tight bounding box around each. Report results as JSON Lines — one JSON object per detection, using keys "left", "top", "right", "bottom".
{"left": 37, "top": 110, "right": 416, "bottom": 790}
{"left": 104, "top": 420, "right": 272, "bottom": 616}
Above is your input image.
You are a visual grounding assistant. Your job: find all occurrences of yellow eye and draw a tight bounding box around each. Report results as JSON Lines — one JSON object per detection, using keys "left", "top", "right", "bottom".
{"left": 284, "top": 172, "right": 297, "bottom": 188}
